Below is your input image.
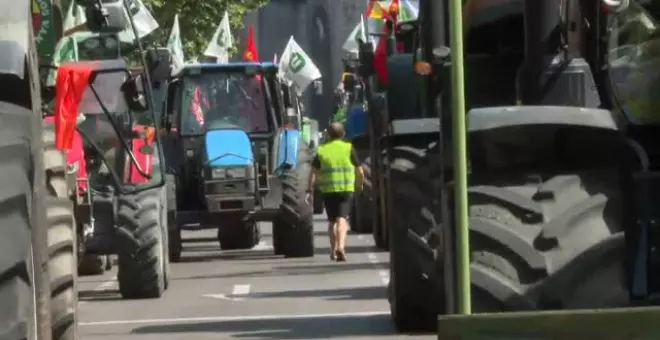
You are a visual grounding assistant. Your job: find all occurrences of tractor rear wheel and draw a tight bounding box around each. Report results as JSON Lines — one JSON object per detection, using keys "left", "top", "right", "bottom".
{"left": 116, "top": 187, "right": 167, "bottom": 299}
{"left": 43, "top": 120, "right": 79, "bottom": 340}
{"left": 274, "top": 144, "right": 314, "bottom": 258}
{"left": 0, "top": 104, "right": 44, "bottom": 340}
{"left": 361, "top": 156, "right": 385, "bottom": 246}
{"left": 389, "top": 145, "right": 442, "bottom": 332}
{"left": 464, "top": 169, "right": 626, "bottom": 311}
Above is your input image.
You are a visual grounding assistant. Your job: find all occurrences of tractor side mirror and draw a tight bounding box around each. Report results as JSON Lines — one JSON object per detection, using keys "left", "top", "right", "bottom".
{"left": 313, "top": 80, "right": 323, "bottom": 95}
{"left": 145, "top": 48, "right": 171, "bottom": 83}
{"left": 121, "top": 74, "right": 149, "bottom": 112}
{"left": 77, "top": 0, "right": 128, "bottom": 32}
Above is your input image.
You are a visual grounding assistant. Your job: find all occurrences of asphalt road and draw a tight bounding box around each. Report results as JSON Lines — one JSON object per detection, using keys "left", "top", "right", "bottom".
{"left": 77, "top": 215, "right": 434, "bottom": 340}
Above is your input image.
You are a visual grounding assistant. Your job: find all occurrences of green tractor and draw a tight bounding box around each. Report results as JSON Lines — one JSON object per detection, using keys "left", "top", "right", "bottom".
{"left": 371, "top": 0, "right": 660, "bottom": 337}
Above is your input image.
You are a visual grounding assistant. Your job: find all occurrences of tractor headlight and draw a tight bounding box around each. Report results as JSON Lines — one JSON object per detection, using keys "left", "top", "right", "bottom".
{"left": 226, "top": 167, "right": 247, "bottom": 179}
{"left": 211, "top": 168, "right": 226, "bottom": 179}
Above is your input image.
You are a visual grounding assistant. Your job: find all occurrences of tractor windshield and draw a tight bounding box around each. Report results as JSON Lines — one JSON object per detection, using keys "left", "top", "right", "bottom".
{"left": 179, "top": 73, "right": 270, "bottom": 136}
{"left": 54, "top": 59, "right": 160, "bottom": 191}
{"left": 607, "top": 1, "right": 660, "bottom": 124}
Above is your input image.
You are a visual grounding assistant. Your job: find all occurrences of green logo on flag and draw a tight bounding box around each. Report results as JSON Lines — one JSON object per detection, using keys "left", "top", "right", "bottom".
{"left": 289, "top": 52, "right": 305, "bottom": 73}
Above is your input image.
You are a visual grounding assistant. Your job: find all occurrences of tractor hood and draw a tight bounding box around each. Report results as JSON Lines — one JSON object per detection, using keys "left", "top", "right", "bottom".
{"left": 204, "top": 129, "right": 254, "bottom": 167}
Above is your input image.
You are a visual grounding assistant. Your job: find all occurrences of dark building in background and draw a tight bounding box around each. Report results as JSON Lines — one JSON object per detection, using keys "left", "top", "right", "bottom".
{"left": 238, "top": 0, "right": 366, "bottom": 129}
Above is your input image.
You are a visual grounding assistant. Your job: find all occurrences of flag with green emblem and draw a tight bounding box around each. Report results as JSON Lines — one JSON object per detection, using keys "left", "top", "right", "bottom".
{"left": 204, "top": 11, "right": 233, "bottom": 63}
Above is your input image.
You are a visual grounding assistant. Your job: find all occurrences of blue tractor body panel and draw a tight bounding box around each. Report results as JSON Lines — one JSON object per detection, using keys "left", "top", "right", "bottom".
{"left": 277, "top": 129, "right": 300, "bottom": 172}
{"left": 205, "top": 129, "right": 254, "bottom": 167}
{"left": 347, "top": 105, "right": 368, "bottom": 139}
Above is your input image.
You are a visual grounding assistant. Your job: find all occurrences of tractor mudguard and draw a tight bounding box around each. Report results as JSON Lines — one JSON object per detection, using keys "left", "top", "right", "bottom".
{"left": 276, "top": 129, "right": 299, "bottom": 172}
{"left": 467, "top": 106, "right": 619, "bottom": 132}
{"left": 204, "top": 129, "right": 254, "bottom": 166}
{"left": 386, "top": 118, "right": 442, "bottom": 147}
{"left": 389, "top": 118, "right": 441, "bottom": 135}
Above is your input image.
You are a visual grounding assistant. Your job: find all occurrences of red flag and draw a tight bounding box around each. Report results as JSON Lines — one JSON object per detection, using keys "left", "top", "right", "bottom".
{"left": 54, "top": 64, "right": 93, "bottom": 150}
{"left": 389, "top": 0, "right": 400, "bottom": 26}
{"left": 243, "top": 25, "right": 259, "bottom": 62}
{"left": 374, "top": 34, "right": 390, "bottom": 86}
{"left": 243, "top": 25, "right": 262, "bottom": 81}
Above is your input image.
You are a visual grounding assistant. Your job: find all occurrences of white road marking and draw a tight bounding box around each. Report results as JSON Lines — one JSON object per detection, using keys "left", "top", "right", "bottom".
{"left": 203, "top": 284, "right": 251, "bottom": 301}
{"left": 80, "top": 311, "right": 390, "bottom": 326}
{"left": 358, "top": 233, "right": 390, "bottom": 286}
{"left": 252, "top": 241, "right": 272, "bottom": 251}
{"left": 365, "top": 253, "right": 389, "bottom": 286}
{"left": 232, "top": 284, "right": 251, "bottom": 298}
{"left": 80, "top": 276, "right": 117, "bottom": 305}
{"left": 378, "top": 270, "right": 390, "bottom": 286}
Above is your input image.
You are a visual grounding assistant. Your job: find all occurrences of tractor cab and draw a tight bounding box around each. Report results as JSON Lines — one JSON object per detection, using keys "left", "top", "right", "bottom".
{"left": 53, "top": 58, "right": 161, "bottom": 192}
{"left": 163, "top": 62, "right": 315, "bottom": 259}
{"left": 163, "top": 62, "right": 283, "bottom": 215}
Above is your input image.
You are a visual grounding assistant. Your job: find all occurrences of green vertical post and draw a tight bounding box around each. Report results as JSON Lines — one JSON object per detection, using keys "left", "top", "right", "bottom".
{"left": 448, "top": 0, "right": 471, "bottom": 315}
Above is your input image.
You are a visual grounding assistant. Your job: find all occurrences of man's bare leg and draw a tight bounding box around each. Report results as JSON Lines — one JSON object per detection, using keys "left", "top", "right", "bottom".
{"left": 328, "top": 221, "right": 337, "bottom": 259}
{"left": 336, "top": 217, "right": 349, "bottom": 261}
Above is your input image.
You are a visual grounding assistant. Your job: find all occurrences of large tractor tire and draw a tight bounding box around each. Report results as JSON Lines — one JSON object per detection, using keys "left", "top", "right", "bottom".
{"left": 350, "top": 153, "right": 372, "bottom": 234}
{"left": 388, "top": 145, "right": 443, "bottom": 332}
{"left": 165, "top": 174, "right": 181, "bottom": 262}
{"left": 390, "top": 149, "right": 627, "bottom": 331}
{"left": 273, "top": 144, "right": 315, "bottom": 258}
{"left": 116, "top": 187, "right": 167, "bottom": 299}
{"left": 43, "top": 121, "right": 78, "bottom": 340}
{"left": 362, "top": 156, "right": 385, "bottom": 247}
{"left": 0, "top": 103, "right": 58, "bottom": 340}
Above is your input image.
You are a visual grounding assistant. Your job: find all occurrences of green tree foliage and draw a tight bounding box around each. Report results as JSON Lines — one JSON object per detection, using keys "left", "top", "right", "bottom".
{"left": 143, "top": 0, "right": 269, "bottom": 59}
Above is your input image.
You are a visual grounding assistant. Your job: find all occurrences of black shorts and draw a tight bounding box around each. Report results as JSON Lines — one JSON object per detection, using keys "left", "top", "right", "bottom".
{"left": 323, "top": 192, "right": 354, "bottom": 221}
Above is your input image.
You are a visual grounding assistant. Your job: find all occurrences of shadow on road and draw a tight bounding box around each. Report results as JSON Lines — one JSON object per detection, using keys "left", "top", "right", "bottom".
{"left": 251, "top": 285, "right": 387, "bottom": 301}
{"left": 78, "top": 289, "right": 122, "bottom": 302}
{"left": 177, "top": 249, "right": 279, "bottom": 263}
{"left": 169, "top": 261, "right": 385, "bottom": 281}
{"left": 131, "top": 314, "right": 401, "bottom": 339}
{"left": 316, "top": 244, "right": 383, "bottom": 255}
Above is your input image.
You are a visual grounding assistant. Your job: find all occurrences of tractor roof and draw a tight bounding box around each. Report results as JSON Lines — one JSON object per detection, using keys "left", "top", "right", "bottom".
{"left": 175, "top": 62, "right": 278, "bottom": 77}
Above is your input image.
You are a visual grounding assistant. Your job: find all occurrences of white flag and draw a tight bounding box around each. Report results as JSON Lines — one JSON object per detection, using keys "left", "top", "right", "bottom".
{"left": 63, "top": 1, "right": 86, "bottom": 33}
{"left": 203, "top": 11, "right": 233, "bottom": 63}
{"left": 278, "top": 36, "right": 322, "bottom": 95}
{"left": 342, "top": 15, "right": 366, "bottom": 55}
{"left": 167, "top": 14, "right": 185, "bottom": 75}
{"left": 117, "top": 0, "right": 159, "bottom": 43}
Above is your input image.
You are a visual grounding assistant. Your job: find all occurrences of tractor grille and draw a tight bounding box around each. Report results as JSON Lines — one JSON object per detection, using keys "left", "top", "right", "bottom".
{"left": 204, "top": 180, "right": 251, "bottom": 195}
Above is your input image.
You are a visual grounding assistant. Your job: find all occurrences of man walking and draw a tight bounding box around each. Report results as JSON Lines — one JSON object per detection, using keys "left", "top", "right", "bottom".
{"left": 309, "top": 122, "right": 363, "bottom": 261}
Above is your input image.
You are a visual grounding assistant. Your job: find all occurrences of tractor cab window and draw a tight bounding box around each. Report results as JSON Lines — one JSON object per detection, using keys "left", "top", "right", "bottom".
{"left": 607, "top": 1, "right": 660, "bottom": 124}
{"left": 180, "top": 73, "right": 270, "bottom": 136}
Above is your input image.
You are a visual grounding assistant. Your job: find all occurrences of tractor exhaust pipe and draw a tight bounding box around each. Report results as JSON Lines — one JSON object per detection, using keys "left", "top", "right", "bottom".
{"left": 518, "top": 0, "right": 562, "bottom": 104}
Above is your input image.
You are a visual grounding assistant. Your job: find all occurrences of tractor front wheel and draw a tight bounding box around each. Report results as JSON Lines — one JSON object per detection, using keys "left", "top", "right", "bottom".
{"left": 274, "top": 145, "right": 315, "bottom": 258}
{"left": 116, "top": 188, "right": 167, "bottom": 299}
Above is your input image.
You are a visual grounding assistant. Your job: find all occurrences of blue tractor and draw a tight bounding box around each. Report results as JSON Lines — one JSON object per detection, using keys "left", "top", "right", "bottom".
{"left": 161, "top": 62, "right": 315, "bottom": 261}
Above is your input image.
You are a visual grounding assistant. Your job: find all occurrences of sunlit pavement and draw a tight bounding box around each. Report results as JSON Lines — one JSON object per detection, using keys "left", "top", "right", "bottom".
{"left": 77, "top": 215, "right": 433, "bottom": 340}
